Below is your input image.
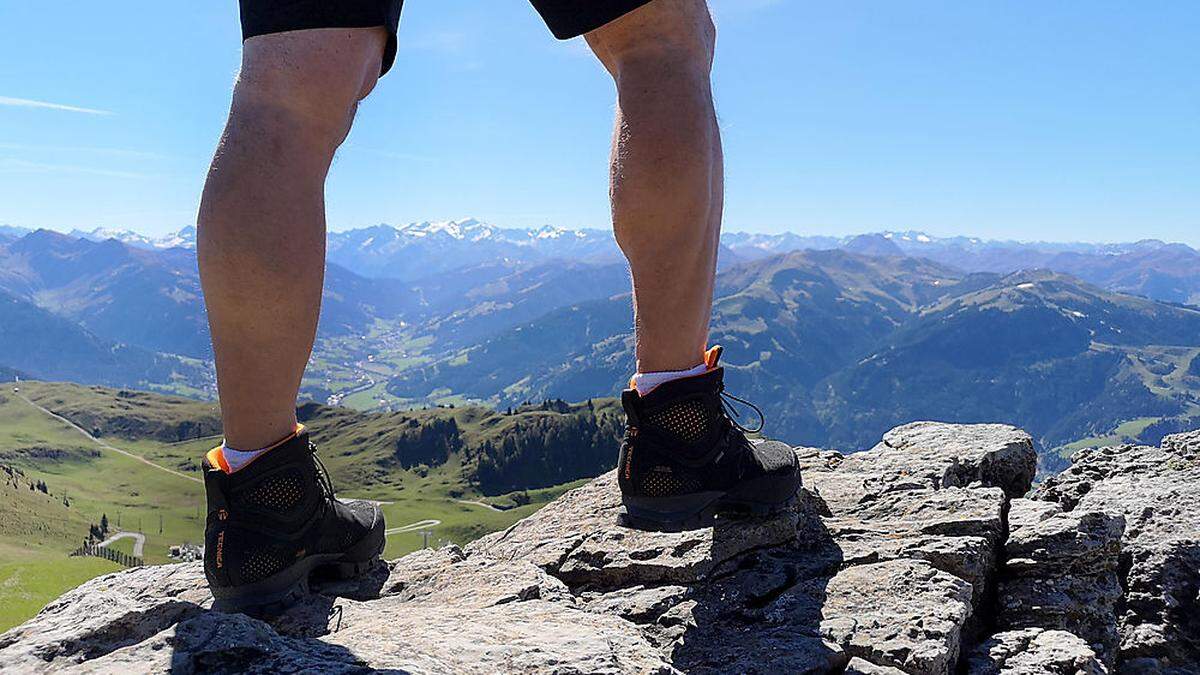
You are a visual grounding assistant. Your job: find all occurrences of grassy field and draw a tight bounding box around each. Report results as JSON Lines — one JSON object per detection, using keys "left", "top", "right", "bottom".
{"left": 1045, "top": 414, "right": 1191, "bottom": 477}
{"left": 0, "top": 543, "right": 120, "bottom": 632}
{"left": 104, "top": 535, "right": 138, "bottom": 557}
{"left": 1054, "top": 417, "right": 1161, "bottom": 456}
{"left": 0, "top": 381, "right": 606, "bottom": 631}
{"left": 0, "top": 448, "right": 126, "bottom": 631}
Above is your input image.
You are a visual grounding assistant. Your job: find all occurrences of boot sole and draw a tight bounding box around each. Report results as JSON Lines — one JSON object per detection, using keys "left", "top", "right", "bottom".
{"left": 211, "top": 518, "right": 386, "bottom": 616}
{"left": 618, "top": 472, "right": 800, "bottom": 533}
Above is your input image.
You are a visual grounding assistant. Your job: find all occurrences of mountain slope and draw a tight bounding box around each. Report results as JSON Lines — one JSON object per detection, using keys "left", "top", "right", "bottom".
{"left": 1043, "top": 243, "right": 1200, "bottom": 306}
{"left": 408, "top": 261, "right": 630, "bottom": 348}
{"left": 385, "top": 251, "right": 979, "bottom": 442}
{"left": 0, "top": 290, "right": 210, "bottom": 391}
{"left": 0, "top": 230, "right": 426, "bottom": 359}
{"left": 0, "top": 230, "right": 210, "bottom": 356}
{"left": 384, "top": 254, "right": 1200, "bottom": 456}
{"left": 814, "top": 271, "right": 1200, "bottom": 454}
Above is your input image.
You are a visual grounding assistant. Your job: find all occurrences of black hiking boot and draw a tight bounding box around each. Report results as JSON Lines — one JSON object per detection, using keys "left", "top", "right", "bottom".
{"left": 618, "top": 347, "right": 800, "bottom": 531}
{"left": 202, "top": 428, "right": 385, "bottom": 614}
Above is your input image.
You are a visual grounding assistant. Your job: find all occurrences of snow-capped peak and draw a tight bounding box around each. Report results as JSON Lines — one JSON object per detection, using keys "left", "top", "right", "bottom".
{"left": 398, "top": 218, "right": 495, "bottom": 241}
{"left": 70, "top": 226, "right": 196, "bottom": 250}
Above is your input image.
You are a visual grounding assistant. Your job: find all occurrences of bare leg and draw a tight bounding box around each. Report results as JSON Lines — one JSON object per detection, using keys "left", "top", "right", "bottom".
{"left": 587, "top": 0, "right": 720, "bottom": 374}
{"left": 198, "top": 28, "right": 386, "bottom": 450}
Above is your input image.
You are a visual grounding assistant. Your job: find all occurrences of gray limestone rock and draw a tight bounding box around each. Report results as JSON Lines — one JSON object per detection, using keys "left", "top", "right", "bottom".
{"left": 0, "top": 421, "right": 1083, "bottom": 675}
{"left": 1033, "top": 434, "right": 1200, "bottom": 668}
{"left": 967, "top": 628, "right": 1106, "bottom": 675}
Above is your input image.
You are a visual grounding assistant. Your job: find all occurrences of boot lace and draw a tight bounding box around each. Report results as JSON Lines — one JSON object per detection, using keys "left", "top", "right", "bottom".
{"left": 718, "top": 383, "right": 766, "bottom": 434}
{"left": 310, "top": 441, "right": 337, "bottom": 508}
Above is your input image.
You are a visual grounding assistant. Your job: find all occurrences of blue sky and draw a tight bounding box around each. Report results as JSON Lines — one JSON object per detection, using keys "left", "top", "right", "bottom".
{"left": 0, "top": 1, "right": 1196, "bottom": 243}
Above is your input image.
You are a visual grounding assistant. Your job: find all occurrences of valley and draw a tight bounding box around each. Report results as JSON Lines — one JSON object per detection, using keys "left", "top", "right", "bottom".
{"left": 5, "top": 223, "right": 1200, "bottom": 461}
{"left": 5, "top": 223, "right": 1200, "bottom": 615}
{"left": 4, "top": 221, "right": 1200, "bottom": 634}
{"left": 0, "top": 381, "right": 615, "bottom": 630}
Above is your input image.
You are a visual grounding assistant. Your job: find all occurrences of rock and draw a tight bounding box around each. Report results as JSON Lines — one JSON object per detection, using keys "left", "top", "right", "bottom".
{"left": 1033, "top": 435, "right": 1200, "bottom": 668}
{"left": 996, "top": 573, "right": 1122, "bottom": 665}
{"left": 966, "top": 628, "right": 1106, "bottom": 675}
{"left": 1007, "top": 498, "right": 1064, "bottom": 532}
{"left": 87, "top": 600, "right": 677, "bottom": 675}
{"left": 468, "top": 471, "right": 803, "bottom": 592}
{"left": 993, "top": 481, "right": 1124, "bottom": 668}
{"left": 0, "top": 421, "right": 1056, "bottom": 674}
{"left": 0, "top": 563, "right": 211, "bottom": 671}
{"left": 382, "top": 546, "right": 573, "bottom": 608}
{"left": 1004, "top": 510, "right": 1124, "bottom": 578}
{"left": 1160, "top": 429, "right": 1200, "bottom": 457}
{"left": 846, "top": 657, "right": 910, "bottom": 674}
{"left": 823, "top": 486, "right": 1006, "bottom": 608}
{"left": 806, "top": 560, "right": 974, "bottom": 675}
{"left": 804, "top": 422, "right": 1036, "bottom": 515}
{"left": 323, "top": 600, "right": 676, "bottom": 674}
{"left": 876, "top": 422, "right": 1037, "bottom": 498}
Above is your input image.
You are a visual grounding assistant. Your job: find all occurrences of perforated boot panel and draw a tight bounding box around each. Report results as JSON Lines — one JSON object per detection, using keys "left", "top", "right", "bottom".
{"left": 238, "top": 470, "right": 306, "bottom": 512}
{"left": 639, "top": 469, "right": 702, "bottom": 497}
{"left": 240, "top": 548, "right": 286, "bottom": 584}
{"left": 644, "top": 397, "right": 713, "bottom": 445}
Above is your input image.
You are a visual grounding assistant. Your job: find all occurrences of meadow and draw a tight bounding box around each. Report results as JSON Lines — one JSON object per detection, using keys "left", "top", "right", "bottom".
{"left": 0, "top": 382, "right": 590, "bottom": 630}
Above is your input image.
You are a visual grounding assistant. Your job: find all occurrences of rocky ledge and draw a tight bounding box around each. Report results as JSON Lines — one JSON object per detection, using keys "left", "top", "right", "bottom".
{"left": 2, "top": 422, "right": 1198, "bottom": 674}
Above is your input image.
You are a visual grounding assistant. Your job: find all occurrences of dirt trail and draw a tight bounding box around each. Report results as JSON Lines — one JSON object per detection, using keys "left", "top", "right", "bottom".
{"left": 97, "top": 531, "right": 146, "bottom": 557}
{"left": 453, "top": 499, "right": 502, "bottom": 512}
{"left": 14, "top": 391, "right": 202, "bottom": 485}
{"left": 385, "top": 519, "right": 441, "bottom": 536}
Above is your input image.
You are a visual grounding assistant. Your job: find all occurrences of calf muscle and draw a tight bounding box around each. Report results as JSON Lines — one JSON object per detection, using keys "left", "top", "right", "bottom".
{"left": 588, "top": 0, "right": 721, "bottom": 373}
{"left": 198, "top": 28, "right": 385, "bottom": 450}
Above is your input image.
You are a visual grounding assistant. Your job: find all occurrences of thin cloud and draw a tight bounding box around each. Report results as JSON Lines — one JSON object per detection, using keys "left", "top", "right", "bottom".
{"left": 0, "top": 158, "right": 145, "bottom": 179}
{"left": 0, "top": 142, "right": 163, "bottom": 159}
{"left": 0, "top": 96, "right": 112, "bottom": 116}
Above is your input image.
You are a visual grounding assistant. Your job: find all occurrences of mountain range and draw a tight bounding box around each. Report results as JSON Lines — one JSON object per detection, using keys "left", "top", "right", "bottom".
{"left": 15, "top": 219, "right": 1199, "bottom": 303}
{"left": 2, "top": 221, "right": 1200, "bottom": 462}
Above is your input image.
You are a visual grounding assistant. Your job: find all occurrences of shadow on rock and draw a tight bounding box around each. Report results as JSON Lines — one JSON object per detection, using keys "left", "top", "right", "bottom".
{"left": 669, "top": 504, "right": 846, "bottom": 674}
{"left": 167, "top": 608, "right": 411, "bottom": 675}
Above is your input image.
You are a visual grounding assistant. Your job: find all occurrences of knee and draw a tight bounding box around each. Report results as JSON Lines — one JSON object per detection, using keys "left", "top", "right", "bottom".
{"left": 229, "top": 29, "right": 386, "bottom": 152}
{"left": 587, "top": 0, "right": 716, "bottom": 80}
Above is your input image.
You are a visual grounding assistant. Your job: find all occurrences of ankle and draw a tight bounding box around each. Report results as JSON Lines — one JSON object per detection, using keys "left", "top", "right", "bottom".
{"left": 210, "top": 424, "right": 304, "bottom": 474}
{"left": 220, "top": 417, "right": 301, "bottom": 453}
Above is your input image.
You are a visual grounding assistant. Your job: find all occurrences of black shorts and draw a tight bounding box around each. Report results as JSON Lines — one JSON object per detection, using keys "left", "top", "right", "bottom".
{"left": 240, "top": 0, "right": 657, "bottom": 75}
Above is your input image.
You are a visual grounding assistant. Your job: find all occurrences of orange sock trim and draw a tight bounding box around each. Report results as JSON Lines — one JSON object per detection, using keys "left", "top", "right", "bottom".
{"left": 206, "top": 423, "right": 305, "bottom": 474}
{"left": 704, "top": 345, "right": 724, "bottom": 370}
{"left": 205, "top": 446, "right": 231, "bottom": 473}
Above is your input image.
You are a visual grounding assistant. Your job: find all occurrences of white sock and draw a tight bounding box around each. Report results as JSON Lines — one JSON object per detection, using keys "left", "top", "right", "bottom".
{"left": 220, "top": 445, "right": 272, "bottom": 473}
{"left": 215, "top": 424, "right": 304, "bottom": 473}
{"left": 632, "top": 363, "right": 708, "bottom": 396}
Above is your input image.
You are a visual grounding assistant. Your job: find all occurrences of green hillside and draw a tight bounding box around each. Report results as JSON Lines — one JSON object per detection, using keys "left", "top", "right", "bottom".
{"left": 816, "top": 272, "right": 1200, "bottom": 460}
{"left": 0, "top": 290, "right": 211, "bottom": 393}
{"left": 381, "top": 255, "right": 1200, "bottom": 456}
{"left": 0, "top": 382, "right": 620, "bottom": 631}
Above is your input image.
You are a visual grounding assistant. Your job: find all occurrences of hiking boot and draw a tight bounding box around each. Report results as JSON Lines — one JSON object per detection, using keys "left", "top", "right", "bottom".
{"left": 618, "top": 347, "right": 800, "bottom": 531}
{"left": 203, "top": 427, "right": 385, "bottom": 613}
